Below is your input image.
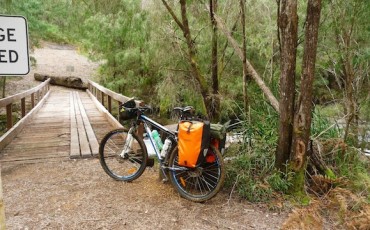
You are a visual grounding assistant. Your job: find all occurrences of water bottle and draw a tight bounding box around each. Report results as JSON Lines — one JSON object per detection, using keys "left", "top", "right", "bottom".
{"left": 143, "top": 134, "right": 156, "bottom": 157}
{"left": 160, "top": 138, "right": 172, "bottom": 159}
{"left": 151, "top": 130, "right": 163, "bottom": 151}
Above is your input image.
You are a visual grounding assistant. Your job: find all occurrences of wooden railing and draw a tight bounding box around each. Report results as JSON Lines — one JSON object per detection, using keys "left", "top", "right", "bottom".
{"left": 87, "top": 80, "right": 131, "bottom": 128}
{"left": 87, "top": 79, "right": 131, "bottom": 114}
{"left": 0, "top": 78, "right": 51, "bottom": 130}
{"left": 0, "top": 79, "right": 51, "bottom": 150}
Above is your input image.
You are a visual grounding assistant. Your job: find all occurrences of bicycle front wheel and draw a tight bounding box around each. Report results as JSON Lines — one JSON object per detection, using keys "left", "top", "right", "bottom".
{"left": 168, "top": 145, "right": 225, "bottom": 202}
{"left": 99, "top": 128, "right": 148, "bottom": 182}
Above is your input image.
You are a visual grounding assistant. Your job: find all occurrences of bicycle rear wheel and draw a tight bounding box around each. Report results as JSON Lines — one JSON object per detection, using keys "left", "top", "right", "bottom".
{"left": 168, "top": 145, "right": 225, "bottom": 202}
{"left": 99, "top": 128, "right": 147, "bottom": 182}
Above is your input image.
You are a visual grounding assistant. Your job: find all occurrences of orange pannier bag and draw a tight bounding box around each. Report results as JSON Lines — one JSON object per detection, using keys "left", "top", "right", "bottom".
{"left": 178, "top": 120, "right": 211, "bottom": 168}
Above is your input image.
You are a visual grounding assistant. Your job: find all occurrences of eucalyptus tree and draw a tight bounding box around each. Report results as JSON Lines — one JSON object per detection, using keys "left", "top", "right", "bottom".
{"left": 318, "top": 0, "right": 370, "bottom": 145}
{"left": 161, "top": 0, "right": 221, "bottom": 120}
{"left": 275, "top": 0, "right": 323, "bottom": 194}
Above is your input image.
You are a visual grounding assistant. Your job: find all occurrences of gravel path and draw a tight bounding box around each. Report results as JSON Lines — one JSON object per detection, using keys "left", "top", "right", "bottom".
{"left": 1, "top": 43, "right": 287, "bottom": 229}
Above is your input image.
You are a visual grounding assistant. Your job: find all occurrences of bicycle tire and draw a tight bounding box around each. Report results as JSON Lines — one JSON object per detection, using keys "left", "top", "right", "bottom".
{"left": 99, "top": 128, "right": 148, "bottom": 182}
{"left": 168, "top": 145, "right": 225, "bottom": 202}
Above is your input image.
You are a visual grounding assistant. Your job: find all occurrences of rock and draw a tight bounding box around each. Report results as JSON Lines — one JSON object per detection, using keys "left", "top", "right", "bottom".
{"left": 34, "top": 73, "right": 87, "bottom": 89}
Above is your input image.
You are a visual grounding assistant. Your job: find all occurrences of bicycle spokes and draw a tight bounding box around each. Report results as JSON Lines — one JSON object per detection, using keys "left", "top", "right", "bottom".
{"left": 99, "top": 129, "right": 147, "bottom": 182}
{"left": 169, "top": 148, "right": 224, "bottom": 202}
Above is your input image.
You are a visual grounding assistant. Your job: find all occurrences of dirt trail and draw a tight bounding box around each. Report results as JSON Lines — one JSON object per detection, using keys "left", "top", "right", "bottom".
{"left": 1, "top": 43, "right": 287, "bottom": 229}
{"left": 5, "top": 41, "right": 100, "bottom": 96}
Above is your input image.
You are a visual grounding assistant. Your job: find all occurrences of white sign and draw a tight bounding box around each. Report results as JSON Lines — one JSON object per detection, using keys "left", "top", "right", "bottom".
{"left": 0, "top": 15, "right": 30, "bottom": 75}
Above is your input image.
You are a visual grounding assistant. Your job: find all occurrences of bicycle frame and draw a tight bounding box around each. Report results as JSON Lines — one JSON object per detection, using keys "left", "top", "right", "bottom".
{"left": 127, "top": 114, "right": 178, "bottom": 179}
{"left": 99, "top": 104, "right": 225, "bottom": 202}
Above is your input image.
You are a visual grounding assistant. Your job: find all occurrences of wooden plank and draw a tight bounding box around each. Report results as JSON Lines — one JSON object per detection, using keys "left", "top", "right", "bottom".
{"left": 7, "top": 140, "right": 70, "bottom": 149}
{"left": 16, "top": 126, "right": 68, "bottom": 133}
{"left": 0, "top": 91, "right": 51, "bottom": 152}
{"left": 0, "top": 88, "right": 112, "bottom": 162}
{"left": 73, "top": 92, "right": 91, "bottom": 157}
{"left": 70, "top": 92, "right": 80, "bottom": 159}
{"left": 76, "top": 91, "right": 99, "bottom": 155}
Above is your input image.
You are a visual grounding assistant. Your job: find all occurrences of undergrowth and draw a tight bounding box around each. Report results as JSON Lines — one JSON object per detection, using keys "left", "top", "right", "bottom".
{"left": 224, "top": 107, "right": 288, "bottom": 202}
{"left": 224, "top": 104, "right": 370, "bottom": 208}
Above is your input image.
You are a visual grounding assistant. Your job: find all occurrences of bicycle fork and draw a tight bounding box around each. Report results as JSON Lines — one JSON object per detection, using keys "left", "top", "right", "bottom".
{"left": 120, "top": 127, "right": 134, "bottom": 158}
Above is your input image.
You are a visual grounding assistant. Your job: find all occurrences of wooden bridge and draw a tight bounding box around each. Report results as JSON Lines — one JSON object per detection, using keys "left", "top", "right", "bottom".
{"left": 0, "top": 79, "right": 129, "bottom": 164}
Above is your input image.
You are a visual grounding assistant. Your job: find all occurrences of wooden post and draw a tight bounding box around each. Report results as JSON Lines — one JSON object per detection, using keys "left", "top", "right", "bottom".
{"left": 118, "top": 101, "right": 122, "bottom": 123}
{"left": 21, "top": 98, "right": 26, "bottom": 117}
{"left": 0, "top": 166, "right": 6, "bottom": 229}
{"left": 101, "top": 92, "right": 105, "bottom": 107}
{"left": 108, "top": 96, "right": 112, "bottom": 113}
{"left": 31, "top": 93, "right": 35, "bottom": 108}
{"left": 6, "top": 103, "right": 12, "bottom": 130}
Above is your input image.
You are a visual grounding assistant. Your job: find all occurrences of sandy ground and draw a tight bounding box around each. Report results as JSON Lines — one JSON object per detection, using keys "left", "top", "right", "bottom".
{"left": 5, "top": 41, "right": 100, "bottom": 96}
{"left": 1, "top": 43, "right": 287, "bottom": 229}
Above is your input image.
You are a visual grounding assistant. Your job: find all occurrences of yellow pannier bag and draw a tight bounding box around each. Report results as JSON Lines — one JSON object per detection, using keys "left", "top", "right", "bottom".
{"left": 178, "top": 120, "right": 211, "bottom": 167}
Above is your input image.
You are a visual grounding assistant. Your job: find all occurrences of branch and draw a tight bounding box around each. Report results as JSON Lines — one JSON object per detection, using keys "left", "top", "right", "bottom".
{"left": 206, "top": 4, "right": 280, "bottom": 112}
{"left": 161, "top": 0, "right": 185, "bottom": 31}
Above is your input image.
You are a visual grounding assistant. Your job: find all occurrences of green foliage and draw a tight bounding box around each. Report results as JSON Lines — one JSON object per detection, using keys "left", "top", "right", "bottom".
{"left": 0, "top": 0, "right": 69, "bottom": 44}
{"left": 311, "top": 107, "right": 341, "bottom": 139}
{"left": 156, "top": 74, "right": 206, "bottom": 117}
{"left": 77, "top": 1, "right": 159, "bottom": 103}
{"left": 333, "top": 149, "right": 370, "bottom": 197}
{"left": 225, "top": 110, "right": 290, "bottom": 202}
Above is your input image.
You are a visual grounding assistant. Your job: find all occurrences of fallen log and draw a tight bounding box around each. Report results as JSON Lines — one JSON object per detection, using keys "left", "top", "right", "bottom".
{"left": 34, "top": 73, "right": 87, "bottom": 89}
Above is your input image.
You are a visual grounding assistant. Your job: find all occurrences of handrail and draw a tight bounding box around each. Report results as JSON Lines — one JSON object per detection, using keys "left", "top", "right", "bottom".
{"left": 87, "top": 80, "right": 137, "bottom": 128}
{"left": 0, "top": 78, "right": 51, "bottom": 107}
{"left": 87, "top": 80, "right": 131, "bottom": 104}
{"left": 0, "top": 78, "right": 51, "bottom": 130}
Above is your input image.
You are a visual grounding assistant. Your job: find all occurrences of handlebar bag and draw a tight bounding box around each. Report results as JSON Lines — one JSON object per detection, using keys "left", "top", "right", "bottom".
{"left": 178, "top": 120, "right": 211, "bottom": 168}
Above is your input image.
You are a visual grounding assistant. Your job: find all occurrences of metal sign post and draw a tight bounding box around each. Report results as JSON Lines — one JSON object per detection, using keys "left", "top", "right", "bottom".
{"left": 0, "top": 15, "right": 30, "bottom": 76}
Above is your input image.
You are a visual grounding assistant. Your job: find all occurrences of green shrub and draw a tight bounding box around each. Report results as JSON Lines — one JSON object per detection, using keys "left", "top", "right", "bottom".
{"left": 224, "top": 110, "right": 290, "bottom": 202}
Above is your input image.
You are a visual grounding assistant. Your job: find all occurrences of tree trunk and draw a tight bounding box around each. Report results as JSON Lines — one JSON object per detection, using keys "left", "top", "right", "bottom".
{"left": 290, "top": 0, "right": 322, "bottom": 193}
{"left": 34, "top": 73, "right": 87, "bottom": 89}
{"left": 162, "top": 0, "right": 211, "bottom": 117}
{"left": 211, "top": 10, "right": 280, "bottom": 112}
{"left": 179, "top": 0, "right": 210, "bottom": 117}
{"left": 275, "top": 0, "right": 298, "bottom": 171}
{"left": 240, "top": 0, "right": 249, "bottom": 115}
{"left": 209, "top": 0, "right": 221, "bottom": 121}
{"left": 340, "top": 30, "right": 358, "bottom": 145}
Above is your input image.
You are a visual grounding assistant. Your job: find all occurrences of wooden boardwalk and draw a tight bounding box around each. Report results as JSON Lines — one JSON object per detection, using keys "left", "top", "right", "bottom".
{"left": 0, "top": 87, "right": 116, "bottom": 164}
